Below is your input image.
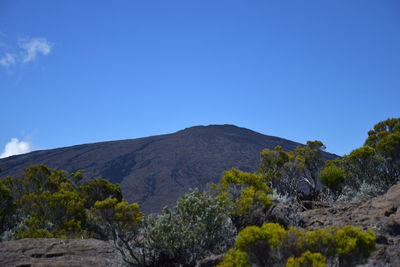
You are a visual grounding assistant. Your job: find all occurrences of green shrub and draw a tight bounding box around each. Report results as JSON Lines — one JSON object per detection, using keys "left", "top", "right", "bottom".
{"left": 213, "top": 168, "right": 272, "bottom": 229}
{"left": 100, "top": 189, "right": 236, "bottom": 266}
{"left": 286, "top": 251, "right": 326, "bottom": 267}
{"left": 91, "top": 197, "right": 144, "bottom": 265}
{"left": 218, "top": 248, "right": 250, "bottom": 267}
{"left": 259, "top": 141, "right": 326, "bottom": 200}
{"left": 1, "top": 165, "right": 127, "bottom": 240}
{"left": 320, "top": 165, "right": 345, "bottom": 199}
{"left": 216, "top": 169, "right": 272, "bottom": 215}
{"left": 80, "top": 178, "right": 122, "bottom": 209}
{"left": 334, "top": 118, "right": 400, "bottom": 200}
{"left": 16, "top": 189, "right": 87, "bottom": 238}
{"left": 218, "top": 223, "right": 375, "bottom": 267}
{"left": 146, "top": 189, "right": 236, "bottom": 266}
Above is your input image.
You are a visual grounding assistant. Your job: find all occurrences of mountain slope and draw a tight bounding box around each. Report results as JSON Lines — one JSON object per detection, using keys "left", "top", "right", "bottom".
{"left": 0, "top": 125, "right": 337, "bottom": 212}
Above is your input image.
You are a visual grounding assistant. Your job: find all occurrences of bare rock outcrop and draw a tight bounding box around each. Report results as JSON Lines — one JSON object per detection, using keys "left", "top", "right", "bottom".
{"left": 297, "top": 183, "right": 400, "bottom": 267}
{"left": 0, "top": 238, "right": 123, "bottom": 267}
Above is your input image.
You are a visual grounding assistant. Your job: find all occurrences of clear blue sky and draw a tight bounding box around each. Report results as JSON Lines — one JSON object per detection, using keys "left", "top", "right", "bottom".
{"left": 1, "top": 0, "right": 399, "bottom": 157}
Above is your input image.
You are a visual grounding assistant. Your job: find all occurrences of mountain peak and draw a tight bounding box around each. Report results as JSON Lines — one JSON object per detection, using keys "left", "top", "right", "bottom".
{"left": 179, "top": 124, "right": 243, "bottom": 132}
{"left": 176, "top": 124, "right": 264, "bottom": 137}
{"left": 0, "top": 126, "right": 336, "bottom": 213}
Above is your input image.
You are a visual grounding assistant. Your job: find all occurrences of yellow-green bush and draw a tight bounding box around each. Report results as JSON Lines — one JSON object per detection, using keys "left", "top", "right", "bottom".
{"left": 218, "top": 248, "right": 250, "bottom": 267}
{"left": 215, "top": 169, "right": 272, "bottom": 215}
{"left": 16, "top": 189, "right": 87, "bottom": 238}
{"left": 320, "top": 165, "right": 345, "bottom": 192}
{"left": 236, "top": 223, "right": 286, "bottom": 250}
{"left": 286, "top": 251, "right": 326, "bottom": 267}
{"left": 218, "top": 223, "right": 375, "bottom": 267}
{"left": 80, "top": 178, "right": 122, "bottom": 209}
{"left": 212, "top": 168, "right": 273, "bottom": 230}
{"left": 1, "top": 164, "right": 133, "bottom": 240}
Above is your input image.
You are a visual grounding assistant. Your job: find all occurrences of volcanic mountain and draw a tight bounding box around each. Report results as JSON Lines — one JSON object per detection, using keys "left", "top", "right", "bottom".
{"left": 0, "top": 125, "right": 337, "bottom": 213}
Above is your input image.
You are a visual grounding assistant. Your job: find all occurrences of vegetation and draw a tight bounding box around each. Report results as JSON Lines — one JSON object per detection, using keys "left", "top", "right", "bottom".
{"left": 212, "top": 169, "right": 273, "bottom": 229}
{"left": 320, "top": 118, "right": 400, "bottom": 200}
{"left": 319, "top": 164, "right": 345, "bottom": 199}
{"left": 92, "top": 198, "right": 144, "bottom": 264}
{"left": 0, "top": 182, "right": 15, "bottom": 235}
{"left": 257, "top": 118, "right": 400, "bottom": 201}
{"left": 92, "top": 189, "right": 236, "bottom": 266}
{"left": 0, "top": 165, "right": 126, "bottom": 239}
{"left": 259, "top": 141, "right": 326, "bottom": 200}
{"left": 80, "top": 177, "right": 122, "bottom": 209}
{"left": 218, "top": 223, "right": 375, "bottom": 267}
{"left": 3, "top": 118, "right": 399, "bottom": 266}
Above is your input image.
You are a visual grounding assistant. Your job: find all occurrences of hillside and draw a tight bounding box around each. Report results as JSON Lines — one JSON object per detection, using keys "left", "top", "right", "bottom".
{"left": 0, "top": 125, "right": 337, "bottom": 213}
{"left": 1, "top": 182, "right": 399, "bottom": 266}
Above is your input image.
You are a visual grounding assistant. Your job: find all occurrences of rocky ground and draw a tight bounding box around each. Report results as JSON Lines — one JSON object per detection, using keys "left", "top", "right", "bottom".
{"left": 1, "top": 183, "right": 399, "bottom": 267}
{"left": 0, "top": 238, "right": 123, "bottom": 267}
{"left": 298, "top": 183, "right": 400, "bottom": 267}
{"left": 267, "top": 183, "right": 400, "bottom": 267}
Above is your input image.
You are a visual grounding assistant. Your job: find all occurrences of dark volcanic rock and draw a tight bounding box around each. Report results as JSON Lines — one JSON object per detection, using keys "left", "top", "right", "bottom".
{"left": 0, "top": 125, "right": 337, "bottom": 213}
{"left": 0, "top": 238, "right": 122, "bottom": 267}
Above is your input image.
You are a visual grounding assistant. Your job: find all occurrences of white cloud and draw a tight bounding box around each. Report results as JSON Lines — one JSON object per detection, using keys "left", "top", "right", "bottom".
{"left": 21, "top": 37, "right": 52, "bottom": 63}
{"left": 0, "top": 53, "right": 16, "bottom": 67}
{"left": 0, "top": 138, "right": 32, "bottom": 158}
{"left": 0, "top": 36, "right": 53, "bottom": 69}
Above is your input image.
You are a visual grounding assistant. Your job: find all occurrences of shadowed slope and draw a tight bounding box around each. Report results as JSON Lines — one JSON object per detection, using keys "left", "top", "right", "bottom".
{"left": 0, "top": 125, "right": 337, "bottom": 212}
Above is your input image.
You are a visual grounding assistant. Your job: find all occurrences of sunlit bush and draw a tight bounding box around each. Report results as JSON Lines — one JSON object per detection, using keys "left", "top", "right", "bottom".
{"left": 218, "top": 223, "right": 375, "bottom": 267}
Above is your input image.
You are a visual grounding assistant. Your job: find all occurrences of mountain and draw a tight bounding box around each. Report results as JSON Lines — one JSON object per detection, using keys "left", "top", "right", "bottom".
{"left": 0, "top": 125, "right": 337, "bottom": 213}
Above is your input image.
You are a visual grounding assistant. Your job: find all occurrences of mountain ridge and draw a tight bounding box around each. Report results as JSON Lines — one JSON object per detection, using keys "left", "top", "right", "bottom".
{"left": 0, "top": 125, "right": 337, "bottom": 212}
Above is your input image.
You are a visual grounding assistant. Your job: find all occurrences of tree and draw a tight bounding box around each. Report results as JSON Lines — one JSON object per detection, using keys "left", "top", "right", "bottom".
{"left": 294, "top": 141, "right": 326, "bottom": 199}
{"left": 259, "top": 146, "right": 293, "bottom": 195}
{"left": 322, "top": 118, "right": 400, "bottom": 200}
{"left": 0, "top": 182, "right": 15, "bottom": 236}
{"left": 259, "top": 141, "right": 326, "bottom": 200}
{"left": 80, "top": 178, "right": 122, "bottom": 209}
{"left": 343, "top": 146, "right": 387, "bottom": 197}
{"left": 16, "top": 187, "right": 87, "bottom": 238}
{"left": 1, "top": 165, "right": 114, "bottom": 239}
{"left": 92, "top": 198, "right": 144, "bottom": 265}
{"left": 365, "top": 118, "right": 400, "bottom": 180}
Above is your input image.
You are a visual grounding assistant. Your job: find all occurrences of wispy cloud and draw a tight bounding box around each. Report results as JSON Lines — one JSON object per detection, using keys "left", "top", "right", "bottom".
{"left": 0, "top": 138, "right": 33, "bottom": 158}
{"left": 0, "top": 53, "right": 16, "bottom": 67}
{"left": 21, "top": 37, "right": 52, "bottom": 63}
{"left": 0, "top": 36, "right": 53, "bottom": 68}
